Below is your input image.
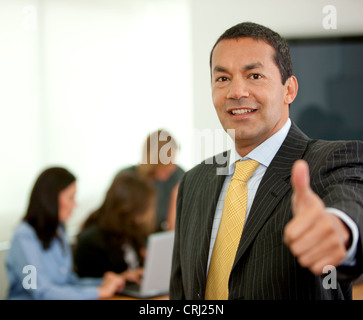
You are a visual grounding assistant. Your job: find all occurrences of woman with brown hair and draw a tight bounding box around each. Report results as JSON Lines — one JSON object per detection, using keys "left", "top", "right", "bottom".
{"left": 122, "top": 129, "right": 185, "bottom": 232}
{"left": 74, "top": 171, "right": 156, "bottom": 281}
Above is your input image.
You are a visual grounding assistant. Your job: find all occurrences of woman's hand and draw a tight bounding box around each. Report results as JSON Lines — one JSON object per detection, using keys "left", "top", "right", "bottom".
{"left": 98, "top": 271, "right": 126, "bottom": 299}
{"left": 120, "top": 268, "right": 144, "bottom": 284}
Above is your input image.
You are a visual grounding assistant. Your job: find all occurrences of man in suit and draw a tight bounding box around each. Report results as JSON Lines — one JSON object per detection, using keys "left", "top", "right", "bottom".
{"left": 169, "top": 22, "right": 363, "bottom": 299}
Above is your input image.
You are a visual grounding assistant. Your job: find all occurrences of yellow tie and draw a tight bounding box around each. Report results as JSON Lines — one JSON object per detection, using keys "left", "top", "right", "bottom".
{"left": 205, "top": 159, "right": 260, "bottom": 300}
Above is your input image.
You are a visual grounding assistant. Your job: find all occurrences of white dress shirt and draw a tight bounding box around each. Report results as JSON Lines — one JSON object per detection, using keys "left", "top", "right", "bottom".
{"left": 207, "top": 118, "right": 358, "bottom": 274}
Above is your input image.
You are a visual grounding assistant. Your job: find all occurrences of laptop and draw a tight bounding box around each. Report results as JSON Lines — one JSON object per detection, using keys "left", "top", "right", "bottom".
{"left": 121, "top": 230, "right": 175, "bottom": 298}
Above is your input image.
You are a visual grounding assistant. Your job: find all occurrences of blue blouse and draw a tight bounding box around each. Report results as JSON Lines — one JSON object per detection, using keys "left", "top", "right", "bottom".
{"left": 6, "top": 221, "right": 102, "bottom": 300}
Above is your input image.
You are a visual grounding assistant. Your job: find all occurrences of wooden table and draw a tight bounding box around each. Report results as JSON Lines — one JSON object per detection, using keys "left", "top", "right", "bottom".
{"left": 353, "top": 282, "right": 363, "bottom": 300}
{"left": 105, "top": 294, "right": 169, "bottom": 300}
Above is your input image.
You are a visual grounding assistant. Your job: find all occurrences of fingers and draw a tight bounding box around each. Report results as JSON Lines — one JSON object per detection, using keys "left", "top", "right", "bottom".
{"left": 290, "top": 159, "right": 316, "bottom": 217}
{"left": 130, "top": 268, "right": 144, "bottom": 284}
{"left": 99, "top": 272, "right": 126, "bottom": 299}
{"left": 121, "top": 268, "right": 144, "bottom": 284}
{"left": 284, "top": 160, "right": 348, "bottom": 275}
{"left": 285, "top": 190, "right": 326, "bottom": 245}
{"left": 291, "top": 159, "right": 311, "bottom": 202}
{"left": 286, "top": 213, "right": 347, "bottom": 274}
{"left": 285, "top": 160, "right": 326, "bottom": 246}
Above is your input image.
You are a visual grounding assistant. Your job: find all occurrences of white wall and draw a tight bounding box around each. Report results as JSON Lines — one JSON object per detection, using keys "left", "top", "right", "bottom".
{"left": 0, "top": 0, "right": 192, "bottom": 241}
{"left": 1, "top": 0, "right": 362, "bottom": 244}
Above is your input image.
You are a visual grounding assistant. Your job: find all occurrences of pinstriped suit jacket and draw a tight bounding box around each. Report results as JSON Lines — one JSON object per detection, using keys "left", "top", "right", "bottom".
{"left": 170, "top": 122, "right": 363, "bottom": 300}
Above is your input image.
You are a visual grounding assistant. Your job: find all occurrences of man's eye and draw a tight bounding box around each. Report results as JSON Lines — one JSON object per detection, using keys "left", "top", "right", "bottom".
{"left": 249, "top": 74, "right": 262, "bottom": 80}
{"left": 216, "top": 76, "right": 228, "bottom": 82}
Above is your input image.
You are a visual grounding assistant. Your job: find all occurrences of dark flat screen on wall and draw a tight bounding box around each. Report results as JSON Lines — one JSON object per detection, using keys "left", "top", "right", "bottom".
{"left": 288, "top": 36, "right": 363, "bottom": 141}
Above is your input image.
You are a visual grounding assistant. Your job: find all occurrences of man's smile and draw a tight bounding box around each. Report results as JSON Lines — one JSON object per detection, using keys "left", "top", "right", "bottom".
{"left": 229, "top": 108, "right": 257, "bottom": 115}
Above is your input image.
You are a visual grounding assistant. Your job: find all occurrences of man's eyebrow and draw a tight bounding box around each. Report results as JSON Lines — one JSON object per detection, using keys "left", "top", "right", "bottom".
{"left": 213, "top": 66, "right": 228, "bottom": 74}
{"left": 244, "top": 62, "right": 264, "bottom": 70}
{"left": 213, "top": 62, "right": 264, "bottom": 74}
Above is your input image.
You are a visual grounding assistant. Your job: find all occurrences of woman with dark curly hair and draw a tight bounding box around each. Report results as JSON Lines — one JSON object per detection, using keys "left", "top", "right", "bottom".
{"left": 74, "top": 171, "right": 156, "bottom": 282}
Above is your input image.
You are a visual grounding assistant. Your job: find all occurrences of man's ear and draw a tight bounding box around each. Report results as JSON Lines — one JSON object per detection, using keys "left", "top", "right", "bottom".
{"left": 284, "top": 76, "right": 298, "bottom": 105}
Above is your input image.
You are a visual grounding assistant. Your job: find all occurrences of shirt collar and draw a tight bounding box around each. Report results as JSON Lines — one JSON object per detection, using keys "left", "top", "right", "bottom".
{"left": 228, "top": 118, "right": 291, "bottom": 174}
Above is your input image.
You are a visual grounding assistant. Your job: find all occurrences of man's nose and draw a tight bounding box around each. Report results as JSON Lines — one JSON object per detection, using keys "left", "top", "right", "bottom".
{"left": 226, "top": 78, "right": 249, "bottom": 100}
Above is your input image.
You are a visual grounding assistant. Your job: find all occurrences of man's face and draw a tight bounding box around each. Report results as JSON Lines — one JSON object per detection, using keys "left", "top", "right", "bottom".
{"left": 211, "top": 37, "right": 297, "bottom": 155}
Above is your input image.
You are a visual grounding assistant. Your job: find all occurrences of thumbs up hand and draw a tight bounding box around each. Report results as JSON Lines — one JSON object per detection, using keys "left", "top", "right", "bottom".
{"left": 284, "top": 160, "right": 351, "bottom": 275}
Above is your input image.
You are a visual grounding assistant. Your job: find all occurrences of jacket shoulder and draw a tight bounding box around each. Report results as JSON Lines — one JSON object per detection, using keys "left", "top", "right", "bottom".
{"left": 182, "top": 150, "right": 229, "bottom": 180}
{"left": 305, "top": 139, "right": 363, "bottom": 161}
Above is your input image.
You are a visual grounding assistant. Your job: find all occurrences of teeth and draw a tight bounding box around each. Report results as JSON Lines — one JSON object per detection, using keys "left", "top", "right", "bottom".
{"left": 231, "top": 109, "right": 255, "bottom": 115}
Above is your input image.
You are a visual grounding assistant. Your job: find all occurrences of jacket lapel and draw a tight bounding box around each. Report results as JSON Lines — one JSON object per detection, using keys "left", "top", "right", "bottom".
{"left": 233, "top": 122, "right": 311, "bottom": 265}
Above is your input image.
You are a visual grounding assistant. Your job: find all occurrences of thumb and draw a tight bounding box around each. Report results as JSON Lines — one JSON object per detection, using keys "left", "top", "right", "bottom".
{"left": 291, "top": 160, "right": 312, "bottom": 211}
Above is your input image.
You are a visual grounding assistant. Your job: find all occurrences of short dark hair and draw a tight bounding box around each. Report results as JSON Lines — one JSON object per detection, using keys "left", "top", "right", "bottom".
{"left": 210, "top": 22, "right": 293, "bottom": 84}
{"left": 23, "top": 167, "right": 76, "bottom": 249}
